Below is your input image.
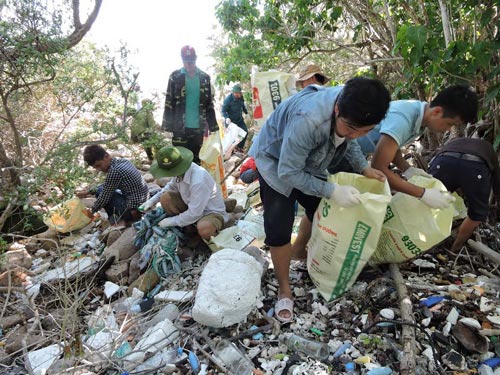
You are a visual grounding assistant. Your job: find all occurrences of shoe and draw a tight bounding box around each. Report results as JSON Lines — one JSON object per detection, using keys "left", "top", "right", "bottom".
{"left": 275, "top": 297, "right": 294, "bottom": 323}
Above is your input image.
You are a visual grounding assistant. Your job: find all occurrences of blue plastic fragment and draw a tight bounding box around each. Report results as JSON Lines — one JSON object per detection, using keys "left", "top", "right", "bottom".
{"left": 189, "top": 351, "right": 200, "bottom": 372}
{"left": 250, "top": 325, "right": 264, "bottom": 340}
{"left": 267, "top": 307, "right": 275, "bottom": 317}
{"left": 333, "top": 342, "right": 351, "bottom": 358}
{"left": 419, "top": 295, "right": 446, "bottom": 307}
{"left": 482, "top": 358, "right": 500, "bottom": 368}
{"left": 367, "top": 367, "right": 393, "bottom": 375}
{"left": 177, "top": 346, "right": 184, "bottom": 356}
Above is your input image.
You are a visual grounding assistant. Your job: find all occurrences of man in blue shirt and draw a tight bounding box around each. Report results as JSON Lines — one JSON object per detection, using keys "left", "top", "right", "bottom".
{"left": 222, "top": 84, "right": 248, "bottom": 151}
{"left": 250, "top": 77, "right": 391, "bottom": 322}
{"left": 355, "top": 85, "right": 478, "bottom": 208}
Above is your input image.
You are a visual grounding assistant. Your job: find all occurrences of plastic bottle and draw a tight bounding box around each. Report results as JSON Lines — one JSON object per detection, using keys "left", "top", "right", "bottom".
{"left": 213, "top": 339, "right": 254, "bottom": 375}
{"left": 285, "top": 333, "right": 330, "bottom": 360}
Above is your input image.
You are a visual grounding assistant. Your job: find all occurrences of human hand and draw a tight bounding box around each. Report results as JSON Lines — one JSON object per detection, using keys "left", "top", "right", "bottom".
{"left": 420, "top": 188, "right": 456, "bottom": 209}
{"left": 82, "top": 208, "right": 94, "bottom": 219}
{"left": 362, "top": 166, "right": 386, "bottom": 182}
{"left": 225, "top": 118, "right": 231, "bottom": 126}
{"left": 329, "top": 184, "right": 361, "bottom": 207}
{"left": 138, "top": 199, "right": 156, "bottom": 213}
{"left": 403, "top": 166, "right": 432, "bottom": 179}
{"left": 158, "top": 217, "right": 176, "bottom": 228}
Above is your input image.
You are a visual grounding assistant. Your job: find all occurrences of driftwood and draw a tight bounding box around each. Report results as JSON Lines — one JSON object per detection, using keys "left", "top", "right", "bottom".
{"left": 390, "top": 263, "right": 416, "bottom": 375}
{"left": 467, "top": 239, "right": 500, "bottom": 264}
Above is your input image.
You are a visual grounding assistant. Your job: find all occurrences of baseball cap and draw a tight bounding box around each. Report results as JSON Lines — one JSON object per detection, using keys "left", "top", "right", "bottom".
{"left": 181, "top": 45, "right": 197, "bottom": 62}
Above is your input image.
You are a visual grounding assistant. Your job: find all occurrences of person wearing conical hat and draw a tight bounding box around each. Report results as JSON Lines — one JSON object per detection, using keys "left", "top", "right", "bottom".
{"left": 139, "top": 146, "right": 229, "bottom": 239}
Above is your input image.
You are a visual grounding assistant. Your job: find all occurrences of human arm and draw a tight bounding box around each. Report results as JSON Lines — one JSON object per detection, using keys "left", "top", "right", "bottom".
{"left": 221, "top": 95, "right": 230, "bottom": 122}
{"left": 204, "top": 77, "right": 218, "bottom": 133}
{"left": 242, "top": 98, "right": 248, "bottom": 115}
{"left": 162, "top": 74, "right": 176, "bottom": 131}
{"left": 91, "top": 170, "right": 122, "bottom": 213}
{"left": 371, "top": 134, "right": 425, "bottom": 198}
{"left": 277, "top": 116, "right": 335, "bottom": 199}
{"left": 139, "top": 180, "right": 175, "bottom": 212}
{"left": 451, "top": 217, "right": 481, "bottom": 252}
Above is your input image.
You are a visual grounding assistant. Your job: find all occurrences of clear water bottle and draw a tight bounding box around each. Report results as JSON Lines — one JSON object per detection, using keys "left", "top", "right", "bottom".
{"left": 285, "top": 333, "right": 330, "bottom": 360}
{"left": 213, "top": 339, "right": 254, "bottom": 375}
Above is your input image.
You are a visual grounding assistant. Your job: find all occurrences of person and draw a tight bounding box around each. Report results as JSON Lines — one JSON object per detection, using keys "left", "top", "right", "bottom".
{"left": 221, "top": 84, "right": 248, "bottom": 151}
{"left": 428, "top": 138, "right": 500, "bottom": 252}
{"left": 130, "top": 98, "right": 158, "bottom": 162}
{"left": 79, "top": 145, "right": 149, "bottom": 226}
{"left": 351, "top": 85, "right": 478, "bottom": 209}
{"left": 239, "top": 157, "right": 258, "bottom": 184}
{"left": 139, "top": 146, "right": 230, "bottom": 240}
{"left": 249, "top": 77, "right": 391, "bottom": 323}
{"left": 162, "top": 45, "right": 218, "bottom": 164}
{"left": 295, "top": 64, "right": 331, "bottom": 90}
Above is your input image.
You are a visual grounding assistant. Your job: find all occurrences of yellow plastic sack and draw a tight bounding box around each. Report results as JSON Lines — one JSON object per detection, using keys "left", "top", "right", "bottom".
{"left": 370, "top": 176, "right": 454, "bottom": 264}
{"left": 307, "top": 172, "right": 392, "bottom": 301}
{"left": 43, "top": 197, "right": 92, "bottom": 233}
{"left": 200, "top": 132, "right": 228, "bottom": 198}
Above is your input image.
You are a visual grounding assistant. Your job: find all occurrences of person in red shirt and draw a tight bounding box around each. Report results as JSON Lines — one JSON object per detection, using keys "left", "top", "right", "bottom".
{"left": 239, "top": 157, "right": 258, "bottom": 183}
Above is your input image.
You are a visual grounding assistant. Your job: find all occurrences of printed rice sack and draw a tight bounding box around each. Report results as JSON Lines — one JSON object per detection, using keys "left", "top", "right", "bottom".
{"left": 307, "top": 172, "right": 391, "bottom": 301}
{"left": 370, "top": 176, "right": 454, "bottom": 264}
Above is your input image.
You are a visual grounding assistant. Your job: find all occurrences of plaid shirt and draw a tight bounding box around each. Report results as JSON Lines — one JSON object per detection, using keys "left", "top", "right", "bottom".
{"left": 92, "top": 158, "right": 149, "bottom": 213}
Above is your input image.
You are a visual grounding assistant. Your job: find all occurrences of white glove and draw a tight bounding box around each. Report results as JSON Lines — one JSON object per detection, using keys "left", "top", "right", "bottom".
{"left": 329, "top": 184, "right": 361, "bottom": 208}
{"left": 403, "top": 166, "right": 432, "bottom": 179}
{"left": 225, "top": 118, "right": 231, "bottom": 125}
{"left": 138, "top": 198, "right": 156, "bottom": 212}
{"left": 420, "top": 188, "right": 456, "bottom": 209}
{"left": 158, "top": 217, "right": 176, "bottom": 228}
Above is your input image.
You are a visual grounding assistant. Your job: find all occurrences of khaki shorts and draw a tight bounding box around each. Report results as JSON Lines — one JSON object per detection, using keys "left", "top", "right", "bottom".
{"left": 160, "top": 191, "right": 225, "bottom": 232}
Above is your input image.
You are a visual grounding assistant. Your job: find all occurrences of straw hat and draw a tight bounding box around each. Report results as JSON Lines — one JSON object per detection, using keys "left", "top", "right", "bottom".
{"left": 296, "top": 64, "right": 331, "bottom": 84}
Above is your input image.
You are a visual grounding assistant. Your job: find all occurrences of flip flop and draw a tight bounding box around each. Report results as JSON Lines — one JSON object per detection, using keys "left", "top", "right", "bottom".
{"left": 275, "top": 297, "right": 294, "bottom": 323}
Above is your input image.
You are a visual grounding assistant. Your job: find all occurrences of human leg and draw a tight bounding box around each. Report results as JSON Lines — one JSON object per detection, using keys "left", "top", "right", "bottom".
{"left": 451, "top": 216, "right": 481, "bottom": 252}
{"left": 291, "top": 215, "right": 312, "bottom": 260}
{"left": 184, "top": 131, "right": 204, "bottom": 165}
{"left": 258, "top": 173, "right": 296, "bottom": 321}
{"left": 95, "top": 186, "right": 127, "bottom": 225}
{"left": 160, "top": 191, "right": 188, "bottom": 215}
{"left": 236, "top": 121, "right": 248, "bottom": 150}
{"left": 197, "top": 213, "right": 224, "bottom": 240}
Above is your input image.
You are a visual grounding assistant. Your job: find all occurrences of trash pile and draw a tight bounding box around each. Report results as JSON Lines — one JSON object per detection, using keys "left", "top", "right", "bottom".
{"left": 1, "top": 153, "right": 500, "bottom": 375}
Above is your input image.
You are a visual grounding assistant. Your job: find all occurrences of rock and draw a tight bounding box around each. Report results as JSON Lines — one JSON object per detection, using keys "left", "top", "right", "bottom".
{"left": 0, "top": 248, "right": 32, "bottom": 272}
{"left": 105, "top": 261, "right": 129, "bottom": 283}
{"left": 0, "top": 267, "right": 29, "bottom": 287}
{"left": 127, "top": 268, "right": 160, "bottom": 295}
{"left": 102, "top": 227, "right": 138, "bottom": 261}
{"left": 106, "top": 229, "right": 122, "bottom": 247}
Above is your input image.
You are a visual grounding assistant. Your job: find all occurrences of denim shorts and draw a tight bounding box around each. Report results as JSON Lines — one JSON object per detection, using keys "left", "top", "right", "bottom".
{"left": 258, "top": 172, "right": 321, "bottom": 247}
{"left": 429, "top": 155, "right": 491, "bottom": 221}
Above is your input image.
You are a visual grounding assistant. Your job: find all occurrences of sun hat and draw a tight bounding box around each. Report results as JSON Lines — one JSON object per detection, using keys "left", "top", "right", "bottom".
{"left": 181, "top": 45, "right": 197, "bottom": 62}
{"left": 232, "top": 84, "right": 242, "bottom": 93}
{"left": 150, "top": 146, "right": 194, "bottom": 178}
{"left": 296, "top": 64, "right": 331, "bottom": 84}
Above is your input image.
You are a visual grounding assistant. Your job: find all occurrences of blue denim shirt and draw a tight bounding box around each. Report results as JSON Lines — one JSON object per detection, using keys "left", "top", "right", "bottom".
{"left": 249, "top": 85, "right": 368, "bottom": 198}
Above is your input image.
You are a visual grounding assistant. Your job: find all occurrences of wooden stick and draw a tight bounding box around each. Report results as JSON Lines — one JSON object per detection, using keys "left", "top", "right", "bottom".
{"left": 390, "top": 263, "right": 416, "bottom": 375}
{"left": 467, "top": 239, "right": 500, "bottom": 264}
{"left": 221, "top": 154, "right": 248, "bottom": 184}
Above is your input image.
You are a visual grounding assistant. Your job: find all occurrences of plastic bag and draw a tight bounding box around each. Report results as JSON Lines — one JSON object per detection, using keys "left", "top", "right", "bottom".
{"left": 222, "top": 122, "right": 247, "bottom": 158}
{"left": 200, "top": 132, "right": 228, "bottom": 198}
{"left": 307, "top": 173, "right": 392, "bottom": 301}
{"left": 251, "top": 70, "right": 296, "bottom": 132}
{"left": 43, "top": 197, "right": 92, "bottom": 233}
{"left": 370, "top": 176, "right": 454, "bottom": 264}
{"left": 205, "top": 226, "right": 255, "bottom": 252}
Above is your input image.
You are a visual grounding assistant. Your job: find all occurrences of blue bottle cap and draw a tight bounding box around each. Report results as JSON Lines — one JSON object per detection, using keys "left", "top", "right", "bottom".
{"left": 345, "top": 362, "right": 355, "bottom": 371}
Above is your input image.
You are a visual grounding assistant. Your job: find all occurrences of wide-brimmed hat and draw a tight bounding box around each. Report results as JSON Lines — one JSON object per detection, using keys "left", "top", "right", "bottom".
{"left": 150, "top": 146, "right": 193, "bottom": 178}
{"left": 296, "top": 64, "right": 331, "bottom": 84}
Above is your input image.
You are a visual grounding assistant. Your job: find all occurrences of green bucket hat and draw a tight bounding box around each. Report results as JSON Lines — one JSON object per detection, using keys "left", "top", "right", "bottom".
{"left": 150, "top": 146, "right": 194, "bottom": 178}
{"left": 232, "top": 84, "right": 242, "bottom": 93}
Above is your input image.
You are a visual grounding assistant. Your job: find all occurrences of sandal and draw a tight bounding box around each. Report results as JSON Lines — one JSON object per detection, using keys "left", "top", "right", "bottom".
{"left": 275, "top": 297, "right": 294, "bottom": 323}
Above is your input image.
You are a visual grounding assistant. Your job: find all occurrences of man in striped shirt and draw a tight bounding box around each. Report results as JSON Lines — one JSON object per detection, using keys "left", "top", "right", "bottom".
{"left": 80, "top": 145, "right": 149, "bottom": 226}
